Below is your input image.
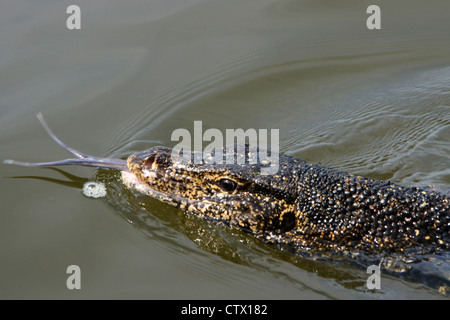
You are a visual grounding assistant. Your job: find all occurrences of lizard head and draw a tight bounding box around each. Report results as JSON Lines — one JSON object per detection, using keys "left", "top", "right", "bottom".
{"left": 123, "top": 144, "right": 300, "bottom": 237}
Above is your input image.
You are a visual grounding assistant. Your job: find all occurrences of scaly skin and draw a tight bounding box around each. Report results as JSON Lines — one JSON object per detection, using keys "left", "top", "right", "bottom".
{"left": 123, "top": 144, "right": 449, "bottom": 254}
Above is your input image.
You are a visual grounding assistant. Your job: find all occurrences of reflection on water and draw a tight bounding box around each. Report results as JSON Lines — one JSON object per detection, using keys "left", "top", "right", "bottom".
{"left": 1, "top": 0, "right": 450, "bottom": 299}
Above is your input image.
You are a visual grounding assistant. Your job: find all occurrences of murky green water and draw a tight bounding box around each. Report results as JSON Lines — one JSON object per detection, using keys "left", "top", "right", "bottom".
{"left": 1, "top": 0, "right": 449, "bottom": 299}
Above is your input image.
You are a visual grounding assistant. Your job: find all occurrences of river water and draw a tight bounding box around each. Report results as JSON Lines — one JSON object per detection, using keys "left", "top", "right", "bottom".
{"left": 1, "top": 0, "right": 449, "bottom": 299}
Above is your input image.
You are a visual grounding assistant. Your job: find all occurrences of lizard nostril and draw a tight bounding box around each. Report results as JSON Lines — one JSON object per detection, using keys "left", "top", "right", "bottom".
{"left": 143, "top": 155, "right": 156, "bottom": 168}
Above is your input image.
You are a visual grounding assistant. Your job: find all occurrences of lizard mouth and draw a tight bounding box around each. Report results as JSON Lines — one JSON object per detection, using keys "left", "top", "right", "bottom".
{"left": 121, "top": 170, "right": 167, "bottom": 200}
{"left": 121, "top": 161, "right": 227, "bottom": 218}
{"left": 120, "top": 169, "right": 197, "bottom": 210}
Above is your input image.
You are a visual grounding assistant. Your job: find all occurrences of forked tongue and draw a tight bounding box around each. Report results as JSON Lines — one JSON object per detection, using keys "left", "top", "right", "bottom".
{"left": 3, "top": 113, "right": 129, "bottom": 171}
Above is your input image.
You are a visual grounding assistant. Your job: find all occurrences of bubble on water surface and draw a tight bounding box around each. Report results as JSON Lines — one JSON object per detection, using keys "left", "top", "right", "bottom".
{"left": 82, "top": 181, "right": 107, "bottom": 198}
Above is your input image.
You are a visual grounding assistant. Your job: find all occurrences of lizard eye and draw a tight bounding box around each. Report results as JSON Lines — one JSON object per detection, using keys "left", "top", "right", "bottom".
{"left": 218, "top": 178, "right": 237, "bottom": 193}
